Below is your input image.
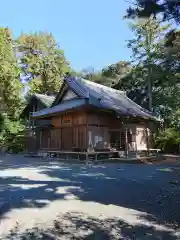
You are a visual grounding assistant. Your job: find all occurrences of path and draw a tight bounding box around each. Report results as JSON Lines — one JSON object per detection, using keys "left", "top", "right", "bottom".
{"left": 0, "top": 154, "right": 180, "bottom": 239}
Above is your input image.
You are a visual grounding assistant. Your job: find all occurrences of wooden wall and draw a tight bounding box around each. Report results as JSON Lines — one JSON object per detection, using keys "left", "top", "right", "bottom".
{"left": 39, "top": 109, "right": 152, "bottom": 152}
{"left": 86, "top": 111, "right": 141, "bottom": 151}
{"left": 40, "top": 111, "right": 87, "bottom": 151}
{"left": 86, "top": 111, "right": 124, "bottom": 150}
{"left": 87, "top": 126, "right": 109, "bottom": 149}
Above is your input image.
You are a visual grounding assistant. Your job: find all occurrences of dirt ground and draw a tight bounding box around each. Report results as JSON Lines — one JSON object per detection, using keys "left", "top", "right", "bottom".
{"left": 0, "top": 154, "right": 180, "bottom": 239}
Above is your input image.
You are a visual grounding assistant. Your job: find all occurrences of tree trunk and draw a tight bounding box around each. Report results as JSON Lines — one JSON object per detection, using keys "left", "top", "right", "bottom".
{"left": 146, "top": 29, "right": 153, "bottom": 112}
{"left": 147, "top": 64, "right": 152, "bottom": 112}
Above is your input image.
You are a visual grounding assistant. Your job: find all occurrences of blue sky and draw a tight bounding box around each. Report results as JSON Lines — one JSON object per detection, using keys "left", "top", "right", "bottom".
{"left": 1, "top": 0, "right": 132, "bottom": 71}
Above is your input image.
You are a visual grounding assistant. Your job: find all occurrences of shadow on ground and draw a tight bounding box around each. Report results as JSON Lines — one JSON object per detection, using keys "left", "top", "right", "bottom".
{"left": 5, "top": 212, "right": 178, "bottom": 240}
{"left": 0, "top": 154, "right": 180, "bottom": 239}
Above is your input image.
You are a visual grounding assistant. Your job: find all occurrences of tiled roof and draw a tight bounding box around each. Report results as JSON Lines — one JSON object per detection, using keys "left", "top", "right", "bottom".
{"left": 65, "top": 77, "right": 158, "bottom": 121}
{"left": 32, "top": 99, "right": 86, "bottom": 118}
{"left": 21, "top": 93, "right": 55, "bottom": 118}
{"left": 32, "top": 76, "right": 159, "bottom": 121}
{"left": 34, "top": 93, "right": 55, "bottom": 107}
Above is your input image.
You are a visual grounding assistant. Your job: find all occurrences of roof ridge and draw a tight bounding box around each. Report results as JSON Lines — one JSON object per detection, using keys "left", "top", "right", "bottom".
{"left": 56, "top": 76, "right": 158, "bottom": 121}
{"left": 81, "top": 78, "right": 125, "bottom": 95}
{"left": 33, "top": 93, "right": 55, "bottom": 107}
{"left": 78, "top": 77, "right": 158, "bottom": 120}
{"left": 34, "top": 93, "right": 55, "bottom": 98}
{"left": 65, "top": 76, "right": 90, "bottom": 98}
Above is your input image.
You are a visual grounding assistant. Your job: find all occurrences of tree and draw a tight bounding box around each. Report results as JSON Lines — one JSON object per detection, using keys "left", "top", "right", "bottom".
{"left": 155, "top": 127, "right": 180, "bottom": 153}
{"left": 0, "top": 28, "right": 23, "bottom": 118}
{"left": 0, "top": 28, "right": 24, "bottom": 151}
{"left": 80, "top": 62, "right": 132, "bottom": 88}
{"left": 102, "top": 61, "right": 132, "bottom": 86}
{"left": 16, "top": 32, "right": 70, "bottom": 95}
{"left": 81, "top": 67, "right": 114, "bottom": 86}
{"left": 113, "top": 64, "right": 149, "bottom": 108}
{"left": 164, "top": 29, "right": 180, "bottom": 67}
{"left": 126, "top": 17, "right": 170, "bottom": 111}
{"left": 0, "top": 113, "right": 25, "bottom": 152}
{"left": 126, "top": 0, "right": 180, "bottom": 23}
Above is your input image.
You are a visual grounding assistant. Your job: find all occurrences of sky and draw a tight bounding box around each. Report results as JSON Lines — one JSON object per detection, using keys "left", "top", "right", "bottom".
{"left": 0, "top": 0, "right": 132, "bottom": 71}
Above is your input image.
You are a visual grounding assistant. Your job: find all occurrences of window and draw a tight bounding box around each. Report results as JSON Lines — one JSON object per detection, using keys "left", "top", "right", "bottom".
{"left": 63, "top": 119, "right": 71, "bottom": 124}
{"left": 62, "top": 116, "right": 72, "bottom": 125}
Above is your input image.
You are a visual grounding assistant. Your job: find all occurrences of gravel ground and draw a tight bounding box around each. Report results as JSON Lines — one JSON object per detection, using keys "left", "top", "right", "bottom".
{"left": 0, "top": 154, "right": 180, "bottom": 239}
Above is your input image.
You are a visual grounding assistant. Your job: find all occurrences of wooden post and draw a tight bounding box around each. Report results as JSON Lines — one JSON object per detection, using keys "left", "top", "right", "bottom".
{"left": 40, "top": 130, "right": 42, "bottom": 149}
{"left": 48, "top": 131, "right": 50, "bottom": 150}
{"left": 32, "top": 105, "right": 35, "bottom": 132}
{"left": 86, "top": 152, "right": 88, "bottom": 165}
{"left": 119, "top": 131, "right": 121, "bottom": 150}
{"left": 135, "top": 127, "right": 138, "bottom": 156}
{"left": 95, "top": 153, "right": 98, "bottom": 161}
{"left": 125, "top": 126, "right": 129, "bottom": 157}
{"left": 145, "top": 123, "right": 150, "bottom": 156}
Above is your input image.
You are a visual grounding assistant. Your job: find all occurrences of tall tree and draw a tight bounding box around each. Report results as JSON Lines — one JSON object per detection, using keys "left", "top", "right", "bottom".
{"left": 127, "top": 17, "right": 170, "bottom": 111}
{"left": 102, "top": 61, "right": 131, "bottom": 86}
{"left": 160, "top": 29, "right": 180, "bottom": 119}
{"left": 80, "top": 62, "right": 131, "bottom": 87}
{"left": 126, "top": 0, "right": 180, "bottom": 23}
{"left": 81, "top": 67, "right": 114, "bottom": 86}
{"left": 0, "top": 28, "right": 23, "bottom": 118}
{"left": 16, "top": 32, "right": 70, "bottom": 95}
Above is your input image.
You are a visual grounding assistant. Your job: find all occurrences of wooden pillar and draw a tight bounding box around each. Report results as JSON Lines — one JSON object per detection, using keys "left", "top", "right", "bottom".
{"left": 40, "top": 130, "right": 42, "bottom": 149}
{"left": 145, "top": 122, "right": 150, "bottom": 156}
{"left": 48, "top": 130, "right": 50, "bottom": 150}
{"left": 135, "top": 127, "right": 138, "bottom": 153}
{"left": 32, "top": 105, "right": 35, "bottom": 132}
{"left": 119, "top": 131, "right": 121, "bottom": 150}
{"left": 125, "top": 126, "right": 129, "bottom": 156}
{"left": 86, "top": 113, "right": 88, "bottom": 152}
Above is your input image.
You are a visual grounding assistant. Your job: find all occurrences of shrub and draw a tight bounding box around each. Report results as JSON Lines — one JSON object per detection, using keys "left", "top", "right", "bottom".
{"left": 0, "top": 114, "right": 25, "bottom": 153}
{"left": 154, "top": 127, "right": 180, "bottom": 153}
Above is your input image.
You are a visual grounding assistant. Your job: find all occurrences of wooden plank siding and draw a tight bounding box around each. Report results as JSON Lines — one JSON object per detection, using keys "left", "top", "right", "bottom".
{"left": 86, "top": 112, "right": 120, "bottom": 150}
{"left": 40, "top": 111, "right": 87, "bottom": 151}
{"left": 39, "top": 109, "right": 151, "bottom": 152}
{"left": 86, "top": 111, "right": 137, "bottom": 151}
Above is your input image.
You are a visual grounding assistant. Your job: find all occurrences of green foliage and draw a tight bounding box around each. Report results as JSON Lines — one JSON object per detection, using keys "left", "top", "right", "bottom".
{"left": 110, "top": 18, "right": 180, "bottom": 122}
{"left": 170, "top": 110, "right": 180, "bottom": 130}
{"left": 16, "top": 32, "right": 70, "bottom": 95}
{"left": 0, "top": 115, "right": 25, "bottom": 152}
{"left": 80, "top": 62, "right": 131, "bottom": 88}
{"left": 153, "top": 108, "right": 180, "bottom": 153}
{"left": 86, "top": 72, "right": 113, "bottom": 86}
{"left": 102, "top": 61, "right": 131, "bottom": 86}
{"left": 155, "top": 128, "right": 180, "bottom": 153}
{"left": 0, "top": 28, "right": 23, "bottom": 118}
{"left": 126, "top": 0, "right": 180, "bottom": 23}
{"left": 80, "top": 68, "right": 114, "bottom": 87}
{"left": 0, "top": 113, "right": 4, "bottom": 132}
{"left": 127, "top": 18, "right": 170, "bottom": 111}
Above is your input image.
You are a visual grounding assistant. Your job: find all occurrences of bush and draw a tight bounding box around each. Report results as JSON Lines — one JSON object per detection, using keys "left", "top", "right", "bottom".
{"left": 0, "top": 114, "right": 25, "bottom": 153}
{"left": 154, "top": 127, "right": 180, "bottom": 153}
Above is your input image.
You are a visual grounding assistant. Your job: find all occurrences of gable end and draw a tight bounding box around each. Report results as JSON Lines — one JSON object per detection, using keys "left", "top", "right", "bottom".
{"left": 62, "top": 89, "right": 78, "bottom": 101}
